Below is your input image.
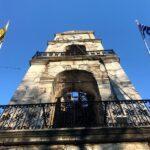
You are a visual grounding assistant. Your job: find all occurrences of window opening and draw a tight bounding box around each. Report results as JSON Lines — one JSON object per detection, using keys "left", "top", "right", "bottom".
{"left": 66, "top": 45, "right": 87, "bottom": 55}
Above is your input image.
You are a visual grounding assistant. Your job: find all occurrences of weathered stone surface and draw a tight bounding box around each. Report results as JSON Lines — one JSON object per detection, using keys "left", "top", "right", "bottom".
{"left": 10, "top": 30, "right": 141, "bottom": 104}
{"left": 105, "top": 61, "right": 141, "bottom": 100}
{"left": 0, "top": 142, "right": 149, "bottom": 150}
{"left": 7, "top": 30, "right": 146, "bottom": 149}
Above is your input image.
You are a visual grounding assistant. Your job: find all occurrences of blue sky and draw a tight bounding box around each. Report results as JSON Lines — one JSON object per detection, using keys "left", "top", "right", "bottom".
{"left": 0, "top": 0, "right": 150, "bottom": 104}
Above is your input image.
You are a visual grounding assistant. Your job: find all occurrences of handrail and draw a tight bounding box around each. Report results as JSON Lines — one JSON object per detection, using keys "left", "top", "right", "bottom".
{"left": 32, "top": 50, "right": 116, "bottom": 59}
{"left": 0, "top": 100, "right": 149, "bottom": 130}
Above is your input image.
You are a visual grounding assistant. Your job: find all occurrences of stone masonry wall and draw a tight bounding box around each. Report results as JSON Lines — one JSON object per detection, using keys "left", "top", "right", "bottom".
{"left": 104, "top": 60, "right": 141, "bottom": 100}
{"left": 46, "top": 31, "right": 104, "bottom": 52}
{"left": 46, "top": 41, "right": 104, "bottom": 52}
{"left": 10, "top": 60, "right": 113, "bottom": 104}
{"left": 10, "top": 59, "right": 141, "bottom": 104}
{"left": 0, "top": 142, "right": 149, "bottom": 150}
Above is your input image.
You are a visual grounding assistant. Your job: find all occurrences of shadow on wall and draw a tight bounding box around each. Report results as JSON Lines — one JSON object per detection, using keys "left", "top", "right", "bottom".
{"left": 10, "top": 86, "right": 46, "bottom": 104}
{"left": 3, "top": 127, "right": 147, "bottom": 150}
{"left": 110, "top": 79, "right": 131, "bottom": 100}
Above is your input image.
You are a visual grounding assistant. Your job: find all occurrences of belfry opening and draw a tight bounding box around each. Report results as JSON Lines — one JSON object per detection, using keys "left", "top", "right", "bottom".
{"left": 53, "top": 69, "right": 100, "bottom": 101}
{"left": 53, "top": 69, "right": 102, "bottom": 127}
{"left": 66, "top": 44, "right": 87, "bottom": 55}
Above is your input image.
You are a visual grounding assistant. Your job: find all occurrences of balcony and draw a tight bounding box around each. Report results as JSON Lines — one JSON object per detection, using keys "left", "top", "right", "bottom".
{"left": 30, "top": 50, "right": 118, "bottom": 63}
{"left": 33, "top": 50, "right": 115, "bottom": 58}
{"left": 0, "top": 100, "right": 149, "bottom": 130}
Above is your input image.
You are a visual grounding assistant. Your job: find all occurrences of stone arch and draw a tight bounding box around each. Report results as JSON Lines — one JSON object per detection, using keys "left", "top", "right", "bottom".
{"left": 52, "top": 69, "right": 101, "bottom": 101}
{"left": 52, "top": 69, "right": 104, "bottom": 127}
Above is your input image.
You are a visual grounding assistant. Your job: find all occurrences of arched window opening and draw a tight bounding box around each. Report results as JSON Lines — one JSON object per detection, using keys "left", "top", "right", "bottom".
{"left": 66, "top": 45, "right": 87, "bottom": 55}
{"left": 61, "top": 91, "right": 93, "bottom": 107}
{"left": 53, "top": 70, "right": 100, "bottom": 100}
{"left": 52, "top": 70, "right": 103, "bottom": 128}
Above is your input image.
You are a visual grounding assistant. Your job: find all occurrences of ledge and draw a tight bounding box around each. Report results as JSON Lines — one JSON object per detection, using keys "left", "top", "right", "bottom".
{"left": 48, "top": 39, "right": 102, "bottom": 44}
{"left": 55, "top": 31, "right": 94, "bottom": 35}
{"left": 0, "top": 127, "right": 149, "bottom": 146}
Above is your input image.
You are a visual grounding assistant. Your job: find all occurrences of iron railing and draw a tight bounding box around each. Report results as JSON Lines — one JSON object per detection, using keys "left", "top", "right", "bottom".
{"left": 32, "top": 50, "right": 115, "bottom": 59}
{"left": 0, "top": 100, "right": 149, "bottom": 130}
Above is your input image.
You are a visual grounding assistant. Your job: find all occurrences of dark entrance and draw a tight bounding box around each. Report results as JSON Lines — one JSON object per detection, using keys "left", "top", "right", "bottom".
{"left": 53, "top": 91, "right": 97, "bottom": 128}
{"left": 53, "top": 70, "right": 102, "bottom": 128}
{"left": 66, "top": 45, "right": 87, "bottom": 55}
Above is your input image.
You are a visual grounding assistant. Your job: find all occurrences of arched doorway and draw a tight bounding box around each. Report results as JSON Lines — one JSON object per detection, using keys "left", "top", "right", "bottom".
{"left": 52, "top": 70, "right": 103, "bottom": 127}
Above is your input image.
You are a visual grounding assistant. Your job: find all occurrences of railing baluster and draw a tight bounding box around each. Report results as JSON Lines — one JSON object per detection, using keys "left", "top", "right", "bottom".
{"left": 42, "top": 104, "right": 47, "bottom": 128}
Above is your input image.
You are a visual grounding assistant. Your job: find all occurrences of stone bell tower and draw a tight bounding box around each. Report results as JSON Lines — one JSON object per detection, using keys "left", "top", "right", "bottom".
{"left": 0, "top": 31, "right": 149, "bottom": 149}
{"left": 10, "top": 30, "right": 141, "bottom": 104}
